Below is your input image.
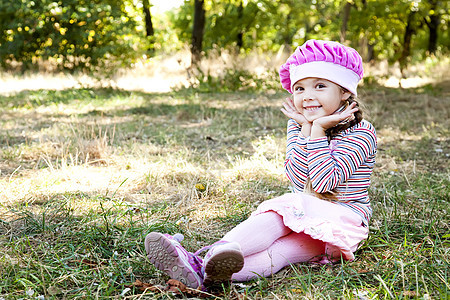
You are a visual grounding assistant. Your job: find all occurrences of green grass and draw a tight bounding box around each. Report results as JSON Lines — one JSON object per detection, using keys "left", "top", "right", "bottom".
{"left": 0, "top": 80, "right": 449, "bottom": 299}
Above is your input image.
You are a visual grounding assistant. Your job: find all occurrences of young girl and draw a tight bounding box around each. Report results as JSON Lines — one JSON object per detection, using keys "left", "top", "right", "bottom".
{"left": 144, "top": 39, "right": 377, "bottom": 289}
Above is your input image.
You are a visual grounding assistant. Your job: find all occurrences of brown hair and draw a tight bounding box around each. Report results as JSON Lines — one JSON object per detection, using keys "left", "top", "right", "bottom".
{"left": 304, "top": 94, "right": 363, "bottom": 201}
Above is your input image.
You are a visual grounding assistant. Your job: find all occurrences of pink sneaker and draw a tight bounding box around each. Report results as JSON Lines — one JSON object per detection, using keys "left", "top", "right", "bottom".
{"left": 144, "top": 232, "right": 204, "bottom": 289}
{"left": 200, "top": 241, "right": 244, "bottom": 287}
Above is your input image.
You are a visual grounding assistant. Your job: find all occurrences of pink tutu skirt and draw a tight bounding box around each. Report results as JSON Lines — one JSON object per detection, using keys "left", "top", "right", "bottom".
{"left": 251, "top": 193, "right": 369, "bottom": 262}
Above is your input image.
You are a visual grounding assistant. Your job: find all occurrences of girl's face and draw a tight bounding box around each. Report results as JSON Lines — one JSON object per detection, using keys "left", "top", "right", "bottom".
{"left": 292, "top": 77, "right": 351, "bottom": 122}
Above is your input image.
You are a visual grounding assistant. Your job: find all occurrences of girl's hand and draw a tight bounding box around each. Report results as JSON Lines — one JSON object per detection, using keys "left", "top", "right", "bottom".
{"left": 281, "top": 97, "right": 310, "bottom": 126}
{"left": 313, "top": 102, "right": 359, "bottom": 131}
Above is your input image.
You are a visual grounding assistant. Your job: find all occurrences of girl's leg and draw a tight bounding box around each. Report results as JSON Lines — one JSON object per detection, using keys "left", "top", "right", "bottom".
{"left": 202, "top": 211, "right": 292, "bottom": 286}
{"left": 222, "top": 211, "right": 292, "bottom": 257}
{"left": 232, "top": 232, "right": 325, "bottom": 281}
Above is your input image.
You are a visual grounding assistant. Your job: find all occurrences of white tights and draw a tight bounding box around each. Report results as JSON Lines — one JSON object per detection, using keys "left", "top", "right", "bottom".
{"left": 222, "top": 211, "right": 325, "bottom": 281}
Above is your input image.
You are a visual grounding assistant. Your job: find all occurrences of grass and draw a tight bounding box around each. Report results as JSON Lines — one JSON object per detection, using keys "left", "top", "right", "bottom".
{"left": 0, "top": 78, "right": 449, "bottom": 299}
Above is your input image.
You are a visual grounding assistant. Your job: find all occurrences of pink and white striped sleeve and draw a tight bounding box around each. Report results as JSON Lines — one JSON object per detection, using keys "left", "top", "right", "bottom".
{"left": 306, "top": 124, "right": 377, "bottom": 193}
{"left": 284, "top": 119, "right": 309, "bottom": 191}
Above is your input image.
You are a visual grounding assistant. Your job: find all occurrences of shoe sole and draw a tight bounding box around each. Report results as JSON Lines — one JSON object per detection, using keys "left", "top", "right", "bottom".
{"left": 203, "top": 248, "right": 244, "bottom": 287}
{"left": 145, "top": 232, "right": 202, "bottom": 289}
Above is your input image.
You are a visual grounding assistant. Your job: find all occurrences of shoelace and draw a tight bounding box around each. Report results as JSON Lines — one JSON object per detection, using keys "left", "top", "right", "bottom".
{"left": 194, "top": 240, "right": 230, "bottom": 259}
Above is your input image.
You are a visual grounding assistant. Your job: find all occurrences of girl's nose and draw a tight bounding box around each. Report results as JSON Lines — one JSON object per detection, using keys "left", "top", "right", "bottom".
{"left": 302, "top": 92, "right": 315, "bottom": 101}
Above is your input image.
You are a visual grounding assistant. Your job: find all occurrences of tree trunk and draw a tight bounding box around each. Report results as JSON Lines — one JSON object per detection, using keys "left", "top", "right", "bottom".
{"left": 284, "top": 7, "right": 293, "bottom": 48}
{"left": 340, "top": 1, "right": 352, "bottom": 43}
{"left": 426, "top": 0, "right": 439, "bottom": 54}
{"left": 399, "top": 9, "right": 417, "bottom": 79}
{"left": 367, "top": 42, "right": 375, "bottom": 61}
{"left": 191, "top": 0, "right": 206, "bottom": 66}
{"left": 304, "top": 20, "right": 311, "bottom": 43}
{"left": 281, "top": 0, "right": 293, "bottom": 50}
{"left": 142, "top": 0, "right": 155, "bottom": 52}
{"left": 358, "top": 0, "right": 374, "bottom": 61}
{"left": 237, "top": 1, "right": 244, "bottom": 50}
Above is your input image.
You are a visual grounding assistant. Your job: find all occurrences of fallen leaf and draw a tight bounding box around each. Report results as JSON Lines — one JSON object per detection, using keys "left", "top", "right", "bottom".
{"left": 166, "top": 279, "right": 188, "bottom": 292}
{"left": 127, "top": 279, "right": 246, "bottom": 299}
{"left": 126, "top": 279, "right": 164, "bottom": 292}
{"left": 127, "top": 279, "right": 202, "bottom": 296}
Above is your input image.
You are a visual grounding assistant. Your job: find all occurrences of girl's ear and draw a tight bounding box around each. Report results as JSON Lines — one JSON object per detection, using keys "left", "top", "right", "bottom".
{"left": 341, "top": 89, "right": 352, "bottom": 101}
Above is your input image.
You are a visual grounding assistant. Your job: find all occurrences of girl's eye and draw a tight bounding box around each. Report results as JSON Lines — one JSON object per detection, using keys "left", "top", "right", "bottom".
{"left": 294, "top": 86, "right": 304, "bottom": 91}
{"left": 316, "top": 83, "right": 326, "bottom": 88}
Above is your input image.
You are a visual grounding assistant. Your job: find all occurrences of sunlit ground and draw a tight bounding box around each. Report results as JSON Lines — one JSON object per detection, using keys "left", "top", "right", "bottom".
{"left": 0, "top": 53, "right": 448, "bottom": 214}
{"left": 0, "top": 52, "right": 448, "bottom": 212}
{"left": 0, "top": 52, "right": 448, "bottom": 298}
{"left": 0, "top": 81, "right": 287, "bottom": 223}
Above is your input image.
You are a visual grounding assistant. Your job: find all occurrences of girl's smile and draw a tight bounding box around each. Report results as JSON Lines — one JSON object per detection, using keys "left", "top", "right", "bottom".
{"left": 303, "top": 105, "right": 321, "bottom": 111}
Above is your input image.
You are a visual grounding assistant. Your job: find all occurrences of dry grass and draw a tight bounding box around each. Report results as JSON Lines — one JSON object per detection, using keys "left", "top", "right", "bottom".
{"left": 0, "top": 65, "right": 449, "bottom": 298}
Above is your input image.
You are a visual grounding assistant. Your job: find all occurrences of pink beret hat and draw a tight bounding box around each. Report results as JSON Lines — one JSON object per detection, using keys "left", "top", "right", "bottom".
{"left": 279, "top": 39, "right": 364, "bottom": 96}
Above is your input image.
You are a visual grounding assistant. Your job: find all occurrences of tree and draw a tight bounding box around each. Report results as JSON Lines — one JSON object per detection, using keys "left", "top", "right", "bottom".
{"left": 1, "top": 0, "right": 449, "bottom": 73}
{"left": 142, "top": 0, "right": 155, "bottom": 52}
{"left": 236, "top": 0, "right": 244, "bottom": 50}
{"left": 191, "top": 0, "right": 205, "bottom": 65}
{"left": 424, "top": 0, "right": 440, "bottom": 54}
{"left": 340, "top": 0, "right": 353, "bottom": 43}
{"left": 0, "top": 0, "right": 142, "bottom": 72}
{"left": 399, "top": 7, "right": 419, "bottom": 76}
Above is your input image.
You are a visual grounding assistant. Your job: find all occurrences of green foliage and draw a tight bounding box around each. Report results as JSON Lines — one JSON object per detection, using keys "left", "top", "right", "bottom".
{"left": 170, "top": 0, "right": 325, "bottom": 52}
{"left": 170, "top": 0, "right": 449, "bottom": 63}
{"left": 345, "top": 0, "right": 450, "bottom": 62}
{"left": 0, "top": 0, "right": 144, "bottom": 72}
{"left": 0, "top": 0, "right": 449, "bottom": 72}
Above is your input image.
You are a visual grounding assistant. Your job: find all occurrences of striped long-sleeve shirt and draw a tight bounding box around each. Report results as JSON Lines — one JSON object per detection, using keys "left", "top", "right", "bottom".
{"left": 284, "top": 119, "right": 377, "bottom": 225}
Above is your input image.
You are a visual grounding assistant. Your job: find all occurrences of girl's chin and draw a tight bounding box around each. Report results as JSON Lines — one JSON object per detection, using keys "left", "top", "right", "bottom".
{"left": 304, "top": 114, "right": 323, "bottom": 122}
{"left": 303, "top": 110, "right": 326, "bottom": 120}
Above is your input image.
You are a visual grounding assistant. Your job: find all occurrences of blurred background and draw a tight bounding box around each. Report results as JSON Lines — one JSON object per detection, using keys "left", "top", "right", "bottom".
{"left": 0, "top": 0, "right": 449, "bottom": 93}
